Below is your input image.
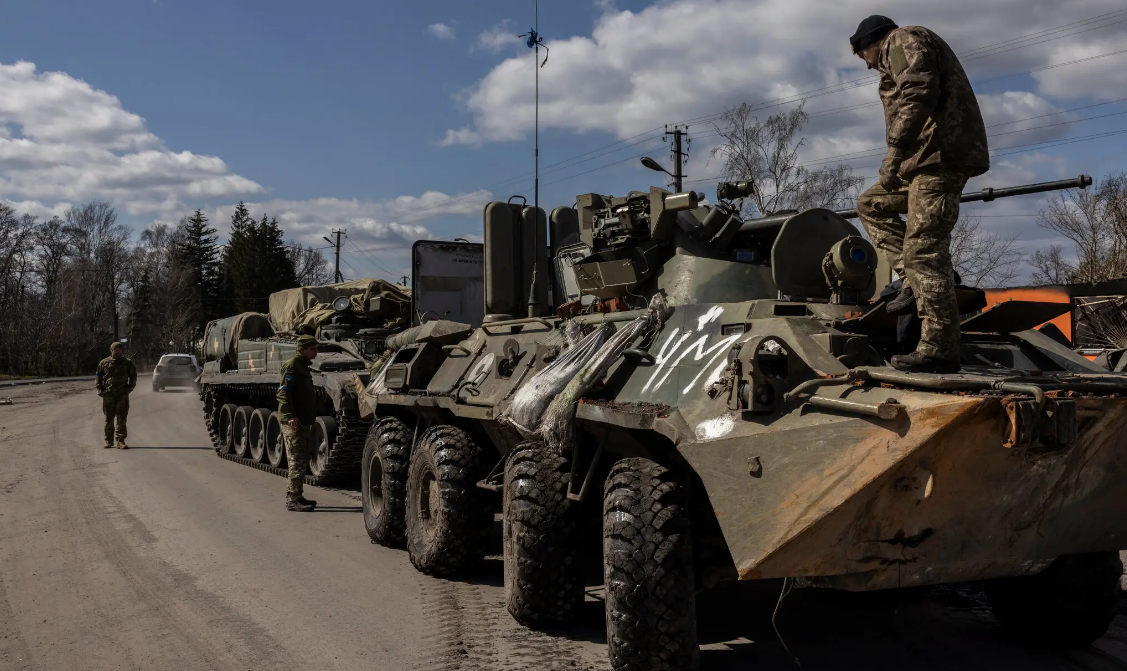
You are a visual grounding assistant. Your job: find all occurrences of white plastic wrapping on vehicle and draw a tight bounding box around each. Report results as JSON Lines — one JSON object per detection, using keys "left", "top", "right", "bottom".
{"left": 500, "top": 294, "right": 671, "bottom": 449}
{"left": 500, "top": 322, "right": 613, "bottom": 439}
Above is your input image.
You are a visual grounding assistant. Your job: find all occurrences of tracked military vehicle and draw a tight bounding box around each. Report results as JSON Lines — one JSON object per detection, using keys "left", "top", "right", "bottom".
{"left": 359, "top": 175, "right": 1127, "bottom": 671}
{"left": 197, "top": 241, "right": 484, "bottom": 486}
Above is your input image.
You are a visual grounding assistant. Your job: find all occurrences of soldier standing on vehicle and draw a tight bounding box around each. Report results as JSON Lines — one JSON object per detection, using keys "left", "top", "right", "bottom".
{"left": 277, "top": 335, "right": 319, "bottom": 512}
{"left": 96, "top": 342, "right": 137, "bottom": 449}
{"left": 852, "top": 15, "right": 989, "bottom": 373}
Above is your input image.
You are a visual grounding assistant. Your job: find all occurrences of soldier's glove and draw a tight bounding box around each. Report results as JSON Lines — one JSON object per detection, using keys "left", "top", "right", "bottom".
{"left": 878, "top": 146, "right": 904, "bottom": 192}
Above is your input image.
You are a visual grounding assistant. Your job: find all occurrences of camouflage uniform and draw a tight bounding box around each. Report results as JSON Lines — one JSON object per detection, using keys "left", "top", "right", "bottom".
{"left": 95, "top": 346, "right": 137, "bottom": 447}
{"left": 277, "top": 349, "right": 316, "bottom": 502}
{"left": 856, "top": 26, "right": 989, "bottom": 361}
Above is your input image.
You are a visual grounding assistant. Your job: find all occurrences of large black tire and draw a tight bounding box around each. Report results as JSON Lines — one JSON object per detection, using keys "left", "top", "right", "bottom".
{"left": 987, "top": 551, "right": 1123, "bottom": 647}
{"left": 248, "top": 408, "right": 272, "bottom": 463}
{"left": 265, "top": 413, "right": 287, "bottom": 468}
{"left": 308, "top": 416, "right": 338, "bottom": 478}
{"left": 405, "top": 425, "right": 492, "bottom": 576}
{"left": 603, "top": 458, "right": 698, "bottom": 671}
{"left": 232, "top": 406, "right": 255, "bottom": 458}
{"left": 362, "top": 417, "right": 413, "bottom": 547}
{"left": 217, "top": 404, "right": 238, "bottom": 455}
{"left": 503, "top": 442, "right": 583, "bottom": 627}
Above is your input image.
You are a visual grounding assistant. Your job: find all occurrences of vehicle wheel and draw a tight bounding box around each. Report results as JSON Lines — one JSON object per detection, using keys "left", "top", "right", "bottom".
{"left": 987, "top": 551, "right": 1123, "bottom": 646}
{"left": 603, "top": 457, "right": 698, "bottom": 671}
{"left": 232, "top": 406, "right": 255, "bottom": 459}
{"left": 406, "top": 425, "right": 492, "bottom": 576}
{"left": 504, "top": 441, "right": 582, "bottom": 627}
{"left": 308, "top": 416, "right": 338, "bottom": 478}
{"left": 362, "top": 417, "right": 413, "bottom": 547}
{"left": 265, "top": 413, "right": 287, "bottom": 468}
{"left": 217, "top": 404, "right": 239, "bottom": 455}
{"left": 248, "top": 408, "right": 272, "bottom": 463}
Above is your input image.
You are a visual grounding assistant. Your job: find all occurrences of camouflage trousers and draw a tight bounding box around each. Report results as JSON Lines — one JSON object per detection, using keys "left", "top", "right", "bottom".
{"left": 857, "top": 171, "right": 970, "bottom": 361}
{"left": 281, "top": 423, "right": 311, "bottom": 501}
{"left": 101, "top": 394, "right": 129, "bottom": 444}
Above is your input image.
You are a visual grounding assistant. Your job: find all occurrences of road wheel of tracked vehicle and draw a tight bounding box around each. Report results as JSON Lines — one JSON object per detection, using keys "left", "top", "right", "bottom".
{"left": 987, "top": 551, "right": 1123, "bottom": 646}
{"left": 603, "top": 457, "right": 698, "bottom": 671}
{"left": 503, "top": 441, "right": 583, "bottom": 627}
{"left": 265, "top": 413, "right": 287, "bottom": 468}
{"left": 217, "top": 404, "right": 238, "bottom": 455}
{"left": 232, "top": 406, "right": 255, "bottom": 459}
{"left": 248, "top": 408, "right": 272, "bottom": 463}
{"left": 308, "top": 416, "right": 338, "bottom": 478}
{"left": 362, "top": 417, "right": 413, "bottom": 547}
{"left": 406, "top": 425, "right": 492, "bottom": 576}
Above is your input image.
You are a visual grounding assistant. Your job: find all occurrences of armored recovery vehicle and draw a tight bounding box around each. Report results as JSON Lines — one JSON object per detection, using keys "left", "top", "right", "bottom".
{"left": 358, "top": 174, "right": 1127, "bottom": 670}
{"left": 197, "top": 241, "right": 484, "bottom": 486}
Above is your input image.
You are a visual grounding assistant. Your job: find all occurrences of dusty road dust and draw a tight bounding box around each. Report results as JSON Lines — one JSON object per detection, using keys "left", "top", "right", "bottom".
{"left": 2, "top": 382, "right": 1127, "bottom": 670}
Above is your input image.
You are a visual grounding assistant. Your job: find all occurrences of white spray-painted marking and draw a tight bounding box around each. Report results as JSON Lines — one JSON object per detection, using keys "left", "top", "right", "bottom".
{"left": 695, "top": 415, "right": 735, "bottom": 441}
{"left": 680, "top": 333, "right": 743, "bottom": 394}
{"left": 641, "top": 328, "right": 691, "bottom": 393}
{"left": 697, "top": 305, "right": 725, "bottom": 331}
{"left": 466, "top": 352, "right": 495, "bottom": 385}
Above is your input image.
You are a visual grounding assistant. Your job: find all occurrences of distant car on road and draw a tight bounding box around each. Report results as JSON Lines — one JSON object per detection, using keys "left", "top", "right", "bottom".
{"left": 153, "top": 353, "right": 201, "bottom": 392}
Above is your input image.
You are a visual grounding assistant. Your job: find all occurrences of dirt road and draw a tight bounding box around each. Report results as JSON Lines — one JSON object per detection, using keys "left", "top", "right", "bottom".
{"left": 2, "top": 383, "right": 1127, "bottom": 671}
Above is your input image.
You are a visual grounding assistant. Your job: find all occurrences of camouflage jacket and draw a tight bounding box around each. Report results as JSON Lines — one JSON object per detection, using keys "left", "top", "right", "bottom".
{"left": 95, "top": 356, "right": 137, "bottom": 397}
{"left": 277, "top": 354, "right": 316, "bottom": 425}
{"left": 878, "top": 26, "right": 989, "bottom": 179}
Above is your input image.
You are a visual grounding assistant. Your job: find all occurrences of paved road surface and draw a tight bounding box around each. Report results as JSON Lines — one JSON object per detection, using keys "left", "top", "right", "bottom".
{"left": 3, "top": 382, "right": 1127, "bottom": 670}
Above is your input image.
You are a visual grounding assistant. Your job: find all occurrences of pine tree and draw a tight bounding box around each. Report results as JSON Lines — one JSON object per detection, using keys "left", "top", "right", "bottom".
{"left": 223, "top": 202, "right": 261, "bottom": 313}
{"left": 173, "top": 209, "right": 225, "bottom": 334}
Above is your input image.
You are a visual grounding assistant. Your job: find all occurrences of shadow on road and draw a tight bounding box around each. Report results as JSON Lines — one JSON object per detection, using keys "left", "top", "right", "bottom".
{"left": 311, "top": 506, "right": 362, "bottom": 513}
{"left": 128, "top": 445, "right": 213, "bottom": 450}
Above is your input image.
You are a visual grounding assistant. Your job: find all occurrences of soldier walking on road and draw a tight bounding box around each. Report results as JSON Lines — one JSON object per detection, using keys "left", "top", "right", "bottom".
{"left": 852, "top": 15, "right": 990, "bottom": 373}
{"left": 96, "top": 342, "right": 137, "bottom": 449}
{"left": 277, "top": 335, "right": 319, "bottom": 512}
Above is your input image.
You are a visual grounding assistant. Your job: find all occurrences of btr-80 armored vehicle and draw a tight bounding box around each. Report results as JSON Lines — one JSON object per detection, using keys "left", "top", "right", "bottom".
{"left": 358, "top": 176, "right": 1127, "bottom": 671}
{"left": 197, "top": 241, "right": 484, "bottom": 486}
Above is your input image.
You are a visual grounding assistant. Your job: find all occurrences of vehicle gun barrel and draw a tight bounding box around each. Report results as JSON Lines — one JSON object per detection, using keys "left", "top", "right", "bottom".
{"left": 738, "top": 174, "right": 1093, "bottom": 233}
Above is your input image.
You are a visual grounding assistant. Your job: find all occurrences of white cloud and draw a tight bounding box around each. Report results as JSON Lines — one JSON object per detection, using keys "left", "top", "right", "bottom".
{"left": 427, "top": 23, "right": 456, "bottom": 41}
{"left": 439, "top": 127, "right": 484, "bottom": 148}
{"left": 476, "top": 20, "right": 522, "bottom": 53}
{"left": 445, "top": 0, "right": 1127, "bottom": 155}
{"left": 0, "top": 61, "right": 263, "bottom": 216}
{"left": 202, "top": 189, "right": 493, "bottom": 278}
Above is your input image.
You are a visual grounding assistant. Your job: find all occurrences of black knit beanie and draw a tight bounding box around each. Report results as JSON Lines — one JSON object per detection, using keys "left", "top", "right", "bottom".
{"left": 850, "top": 15, "right": 898, "bottom": 53}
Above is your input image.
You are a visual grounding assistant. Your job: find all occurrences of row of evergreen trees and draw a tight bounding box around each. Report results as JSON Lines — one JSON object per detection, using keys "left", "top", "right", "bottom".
{"left": 173, "top": 202, "right": 313, "bottom": 333}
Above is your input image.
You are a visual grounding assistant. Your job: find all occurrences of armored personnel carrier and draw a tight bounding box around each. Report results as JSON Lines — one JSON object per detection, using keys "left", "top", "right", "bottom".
{"left": 197, "top": 241, "right": 484, "bottom": 486}
{"left": 358, "top": 175, "right": 1127, "bottom": 670}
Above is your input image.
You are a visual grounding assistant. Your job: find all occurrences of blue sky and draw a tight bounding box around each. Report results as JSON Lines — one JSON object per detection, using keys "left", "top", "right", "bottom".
{"left": 0, "top": 0, "right": 1125, "bottom": 282}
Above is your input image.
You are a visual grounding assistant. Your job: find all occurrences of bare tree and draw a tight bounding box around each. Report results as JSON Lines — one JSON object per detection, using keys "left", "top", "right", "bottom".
{"left": 949, "top": 214, "right": 1024, "bottom": 287}
{"left": 710, "top": 103, "right": 863, "bottom": 217}
{"left": 1037, "top": 174, "right": 1127, "bottom": 284}
{"left": 288, "top": 244, "right": 331, "bottom": 286}
{"left": 1029, "top": 245, "right": 1074, "bottom": 286}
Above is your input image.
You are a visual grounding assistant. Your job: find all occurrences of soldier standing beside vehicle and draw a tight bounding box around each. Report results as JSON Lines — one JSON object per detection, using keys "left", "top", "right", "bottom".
{"left": 852, "top": 15, "right": 989, "bottom": 373}
{"left": 96, "top": 342, "right": 136, "bottom": 449}
{"left": 277, "top": 335, "right": 319, "bottom": 512}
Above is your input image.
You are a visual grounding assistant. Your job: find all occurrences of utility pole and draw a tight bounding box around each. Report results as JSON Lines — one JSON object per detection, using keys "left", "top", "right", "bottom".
{"left": 323, "top": 229, "right": 345, "bottom": 283}
{"left": 667, "top": 124, "right": 689, "bottom": 193}
{"left": 401, "top": 274, "right": 409, "bottom": 287}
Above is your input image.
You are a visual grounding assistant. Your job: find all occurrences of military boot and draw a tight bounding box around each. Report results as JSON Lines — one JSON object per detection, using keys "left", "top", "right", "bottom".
{"left": 886, "top": 285, "right": 916, "bottom": 315}
{"left": 297, "top": 496, "right": 317, "bottom": 509}
{"left": 286, "top": 499, "right": 316, "bottom": 512}
{"left": 104, "top": 441, "right": 114, "bottom": 449}
{"left": 890, "top": 351, "right": 960, "bottom": 374}
{"left": 117, "top": 441, "right": 129, "bottom": 450}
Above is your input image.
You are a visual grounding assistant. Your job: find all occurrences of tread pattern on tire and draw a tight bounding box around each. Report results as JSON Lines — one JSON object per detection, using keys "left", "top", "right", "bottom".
{"left": 406, "top": 425, "right": 492, "bottom": 577}
{"left": 987, "top": 551, "right": 1123, "bottom": 647}
{"left": 504, "top": 441, "right": 582, "bottom": 627}
{"left": 603, "top": 457, "right": 698, "bottom": 671}
{"left": 363, "top": 416, "right": 413, "bottom": 547}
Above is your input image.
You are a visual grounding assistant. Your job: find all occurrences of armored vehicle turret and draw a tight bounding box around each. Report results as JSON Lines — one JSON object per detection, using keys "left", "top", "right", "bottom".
{"left": 358, "top": 175, "right": 1127, "bottom": 671}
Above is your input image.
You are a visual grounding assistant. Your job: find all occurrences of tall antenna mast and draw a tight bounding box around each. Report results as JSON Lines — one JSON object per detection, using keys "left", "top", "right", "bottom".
{"left": 519, "top": 4, "right": 549, "bottom": 317}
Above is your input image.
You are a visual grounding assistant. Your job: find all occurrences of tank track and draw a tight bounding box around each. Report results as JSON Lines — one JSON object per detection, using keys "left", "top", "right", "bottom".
{"left": 200, "top": 382, "right": 371, "bottom": 489}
